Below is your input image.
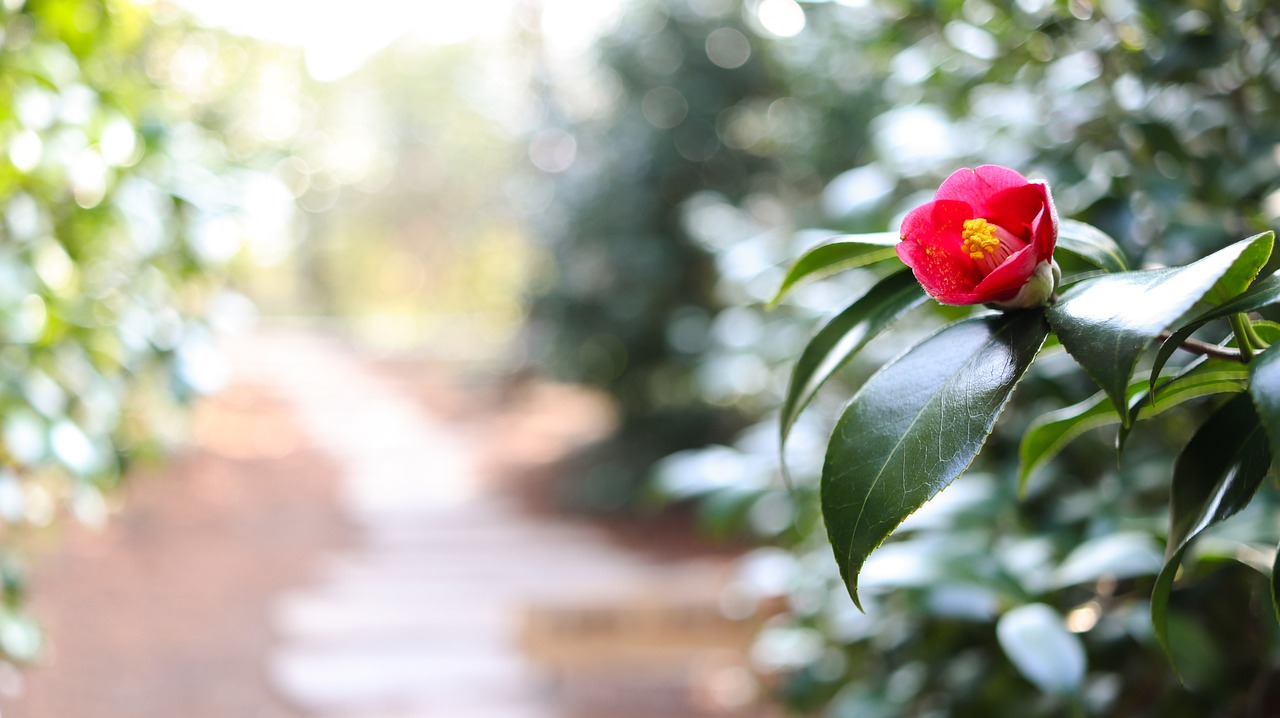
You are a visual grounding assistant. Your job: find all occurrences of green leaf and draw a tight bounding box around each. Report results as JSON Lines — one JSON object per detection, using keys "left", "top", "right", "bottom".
{"left": 1157, "top": 316, "right": 1274, "bottom": 406}
{"left": 779, "top": 269, "right": 926, "bottom": 451}
{"left": 1248, "top": 342, "right": 1280, "bottom": 462}
{"left": 1252, "top": 320, "right": 1280, "bottom": 347}
{"left": 1211, "top": 274, "right": 1280, "bottom": 316}
{"left": 823, "top": 311, "right": 1049, "bottom": 609}
{"left": 1120, "top": 353, "right": 1251, "bottom": 452}
{"left": 1272, "top": 540, "right": 1280, "bottom": 627}
{"left": 1151, "top": 393, "right": 1271, "bottom": 671}
{"left": 1047, "top": 233, "right": 1273, "bottom": 425}
{"left": 1136, "top": 358, "right": 1248, "bottom": 418}
{"left": 771, "top": 232, "right": 901, "bottom": 306}
{"left": 1163, "top": 387, "right": 1266, "bottom": 566}
{"left": 1055, "top": 219, "right": 1129, "bottom": 273}
{"left": 1151, "top": 269, "right": 1280, "bottom": 388}
{"left": 1151, "top": 323, "right": 1223, "bottom": 394}
{"left": 1201, "top": 233, "right": 1275, "bottom": 306}
{"left": 1018, "top": 356, "right": 1248, "bottom": 492}
{"left": 996, "top": 603, "right": 1086, "bottom": 694}
{"left": 1018, "top": 385, "right": 1141, "bottom": 494}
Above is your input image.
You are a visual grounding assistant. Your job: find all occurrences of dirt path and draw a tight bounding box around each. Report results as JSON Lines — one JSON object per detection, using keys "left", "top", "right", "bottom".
{"left": 0, "top": 382, "right": 350, "bottom": 718}
{"left": 0, "top": 330, "right": 770, "bottom": 718}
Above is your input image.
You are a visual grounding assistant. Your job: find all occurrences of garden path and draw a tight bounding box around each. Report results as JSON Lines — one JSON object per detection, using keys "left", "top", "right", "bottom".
{"left": 231, "top": 330, "right": 753, "bottom": 718}
{"left": 1, "top": 328, "right": 761, "bottom": 718}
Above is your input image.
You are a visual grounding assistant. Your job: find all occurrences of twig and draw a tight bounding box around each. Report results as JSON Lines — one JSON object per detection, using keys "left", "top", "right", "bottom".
{"left": 1156, "top": 331, "right": 1246, "bottom": 363}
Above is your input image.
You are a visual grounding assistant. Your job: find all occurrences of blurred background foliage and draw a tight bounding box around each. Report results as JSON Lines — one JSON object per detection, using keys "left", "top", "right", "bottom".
{"left": 527, "top": 0, "right": 1280, "bottom": 714}
{"left": 4, "top": 0, "right": 1280, "bottom": 712}
{"left": 0, "top": 0, "right": 569, "bottom": 672}
{"left": 239, "top": 41, "right": 537, "bottom": 357}
{"left": 0, "top": 0, "right": 289, "bottom": 665}
{"left": 524, "top": 0, "right": 789, "bottom": 508}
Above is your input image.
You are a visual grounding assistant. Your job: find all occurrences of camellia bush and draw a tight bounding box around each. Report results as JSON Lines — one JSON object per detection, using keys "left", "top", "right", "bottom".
{"left": 528, "top": 0, "right": 1280, "bottom": 710}
{"left": 777, "top": 163, "right": 1280, "bottom": 706}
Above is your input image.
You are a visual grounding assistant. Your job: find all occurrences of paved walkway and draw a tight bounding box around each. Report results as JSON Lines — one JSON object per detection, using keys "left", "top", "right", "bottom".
{"left": 232, "top": 332, "right": 741, "bottom": 718}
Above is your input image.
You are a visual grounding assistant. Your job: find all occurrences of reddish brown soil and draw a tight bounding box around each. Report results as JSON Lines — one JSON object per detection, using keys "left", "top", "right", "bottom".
{"left": 0, "top": 384, "right": 351, "bottom": 718}
{"left": 0, "top": 359, "right": 750, "bottom": 718}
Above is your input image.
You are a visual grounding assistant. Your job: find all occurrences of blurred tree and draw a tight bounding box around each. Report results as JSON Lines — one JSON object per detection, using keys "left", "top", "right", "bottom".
{"left": 273, "top": 41, "right": 534, "bottom": 356}
{"left": 525, "top": 0, "right": 791, "bottom": 508}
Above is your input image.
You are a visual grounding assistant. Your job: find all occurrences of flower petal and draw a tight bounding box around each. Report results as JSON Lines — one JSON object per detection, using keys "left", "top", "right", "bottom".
{"left": 985, "top": 183, "right": 1051, "bottom": 241}
{"left": 935, "top": 165, "right": 1031, "bottom": 215}
{"left": 971, "top": 243, "right": 1042, "bottom": 300}
{"left": 898, "top": 199, "right": 983, "bottom": 301}
{"left": 1029, "top": 182, "right": 1059, "bottom": 256}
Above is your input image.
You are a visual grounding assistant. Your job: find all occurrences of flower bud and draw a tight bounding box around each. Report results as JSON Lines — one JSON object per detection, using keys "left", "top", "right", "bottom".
{"left": 988, "top": 259, "right": 1059, "bottom": 310}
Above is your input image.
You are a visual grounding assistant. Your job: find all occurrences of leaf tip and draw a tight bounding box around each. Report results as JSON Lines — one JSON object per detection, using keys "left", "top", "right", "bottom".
{"left": 1151, "top": 552, "right": 1186, "bottom": 683}
{"left": 1116, "top": 422, "right": 1132, "bottom": 456}
{"left": 1114, "top": 398, "right": 1133, "bottom": 430}
{"left": 848, "top": 585, "right": 865, "bottom": 613}
{"left": 1016, "top": 466, "right": 1032, "bottom": 499}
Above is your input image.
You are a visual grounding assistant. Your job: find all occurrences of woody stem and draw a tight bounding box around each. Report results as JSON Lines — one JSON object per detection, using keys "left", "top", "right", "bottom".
{"left": 1156, "top": 331, "right": 1246, "bottom": 363}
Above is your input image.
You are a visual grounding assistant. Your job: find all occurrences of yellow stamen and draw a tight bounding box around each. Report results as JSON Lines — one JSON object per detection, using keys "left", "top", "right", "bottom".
{"left": 961, "top": 218, "right": 1000, "bottom": 259}
{"left": 959, "top": 217, "right": 1028, "bottom": 275}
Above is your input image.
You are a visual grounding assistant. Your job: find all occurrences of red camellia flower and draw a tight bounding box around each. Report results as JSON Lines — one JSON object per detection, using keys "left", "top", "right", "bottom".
{"left": 897, "top": 165, "right": 1059, "bottom": 308}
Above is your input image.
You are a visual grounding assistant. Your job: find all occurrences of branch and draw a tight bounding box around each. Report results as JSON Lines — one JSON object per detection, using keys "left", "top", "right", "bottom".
{"left": 1157, "top": 331, "right": 1247, "bottom": 363}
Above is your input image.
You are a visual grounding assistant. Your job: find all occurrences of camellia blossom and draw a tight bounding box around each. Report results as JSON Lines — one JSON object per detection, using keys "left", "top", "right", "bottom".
{"left": 897, "top": 165, "right": 1059, "bottom": 308}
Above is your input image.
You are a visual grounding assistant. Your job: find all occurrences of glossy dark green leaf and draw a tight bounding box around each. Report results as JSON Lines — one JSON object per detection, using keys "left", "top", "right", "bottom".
{"left": 779, "top": 269, "right": 926, "bottom": 451}
{"left": 770, "top": 232, "right": 901, "bottom": 306}
{"left": 1120, "top": 352, "right": 1252, "bottom": 452}
{"left": 1055, "top": 219, "right": 1129, "bottom": 274}
{"left": 1165, "top": 394, "right": 1270, "bottom": 559}
{"left": 1248, "top": 343, "right": 1280, "bottom": 462}
{"left": 1195, "top": 270, "right": 1280, "bottom": 317}
{"left": 1047, "top": 233, "right": 1273, "bottom": 425}
{"left": 1272, "top": 540, "right": 1280, "bottom": 627}
{"left": 823, "top": 311, "right": 1049, "bottom": 609}
{"left": 1130, "top": 358, "right": 1248, "bottom": 422}
{"left": 1152, "top": 393, "right": 1271, "bottom": 670}
{"left": 1151, "top": 269, "right": 1280, "bottom": 389}
{"left": 1200, "top": 235, "right": 1274, "bottom": 307}
{"left": 1152, "top": 323, "right": 1231, "bottom": 395}
{"left": 1018, "top": 385, "right": 1142, "bottom": 494}
{"left": 1019, "top": 357, "right": 1248, "bottom": 492}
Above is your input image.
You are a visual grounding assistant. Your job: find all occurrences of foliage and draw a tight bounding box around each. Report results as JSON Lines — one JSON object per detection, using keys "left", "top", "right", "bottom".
{"left": 525, "top": 0, "right": 791, "bottom": 508}
{"left": 245, "top": 41, "right": 535, "bottom": 355}
{"left": 786, "top": 202, "right": 1279, "bottom": 663}
{"left": 624, "top": 0, "right": 1280, "bottom": 715}
{"left": 0, "top": 0, "right": 277, "bottom": 664}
